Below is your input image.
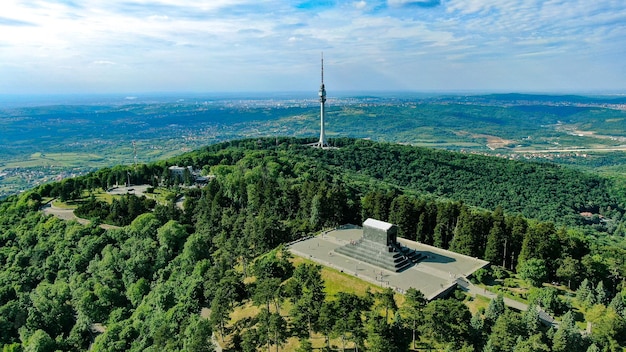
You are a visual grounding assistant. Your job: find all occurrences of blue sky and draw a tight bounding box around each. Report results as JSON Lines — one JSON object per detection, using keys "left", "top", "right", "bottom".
{"left": 1, "top": 0, "right": 625, "bottom": 94}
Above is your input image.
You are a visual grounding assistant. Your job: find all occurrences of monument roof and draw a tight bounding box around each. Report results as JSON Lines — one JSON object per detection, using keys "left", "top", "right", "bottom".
{"left": 363, "top": 218, "right": 394, "bottom": 231}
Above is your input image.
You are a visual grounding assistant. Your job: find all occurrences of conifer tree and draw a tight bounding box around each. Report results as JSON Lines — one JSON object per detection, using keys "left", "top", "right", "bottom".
{"left": 552, "top": 311, "right": 584, "bottom": 352}
{"left": 485, "top": 206, "right": 506, "bottom": 265}
{"left": 595, "top": 281, "right": 607, "bottom": 306}
{"left": 484, "top": 294, "right": 505, "bottom": 326}
{"left": 400, "top": 288, "right": 426, "bottom": 349}
{"left": 577, "top": 279, "right": 592, "bottom": 303}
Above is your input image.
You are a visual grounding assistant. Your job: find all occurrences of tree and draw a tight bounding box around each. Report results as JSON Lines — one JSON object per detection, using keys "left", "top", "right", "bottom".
{"left": 388, "top": 195, "right": 417, "bottom": 240}
{"left": 332, "top": 292, "right": 371, "bottom": 351}
{"left": 586, "top": 344, "right": 601, "bottom": 352}
{"left": 269, "top": 311, "right": 289, "bottom": 352}
{"left": 432, "top": 202, "right": 460, "bottom": 249}
{"left": 400, "top": 288, "right": 426, "bottom": 349}
{"left": 26, "top": 281, "right": 75, "bottom": 338}
{"left": 505, "top": 215, "right": 527, "bottom": 271}
{"left": 182, "top": 316, "right": 214, "bottom": 352}
{"left": 517, "top": 258, "right": 547, "bottom": 287}
{"left": 317, "top": 300, "right": 337, "bottom": 349}
{"left": 252, "top": 278, "right": 282, "bottom": 313}
{"left": 126, "top": 277, "right": 150, "bottom": 307}
{"left": 309, "top": 194, "right": 322, "bottom": 229}
{"left": 420, "top": 298, "right": 471, "bottom": 347}
{"left": 295, "top": 338, "right": 313, "bottom": 352}
{"left": 485, "top": 206, "right": 506, "bottom": 265}
{"left": 586, "top": 305, "right": 626, "bottom": 349}
{"left": 240, "top": 328, "right": 260, "bottom": 352}
{"left": 288, "top": 264, "right": 325, "bottom": 337}
{"left": 257, "top": 309, "right": 288, "bottom": 352}
{"left": 527, "top": 287, "right": 563, "bottom": 315}
{"left": 209, "top": 291, "right": 233, "bottom": 342}
{"left": 609, "top": 291, "right": 626, "bottom": 319}
{"left": 576, "top": 278, "right": 593, "bottom": 307}
{"left": 2, "top": 343, "right": 22, "bottom": 352}
{"left": 521, "top": 305, "right": 541, "bottom": 335}
{"left": 22, "top": 329, "right": 55, "bottom": 352}
{"left": 595, "top": 281, "right": 607, "bottom": 306}
{"left": 470, "top": 312, "right": 485, "bottom": 348}
{"left": 376, "top": 288, "right": 397, "bottom": 322}
{"left": 487, "top": 311, "right": 526, "bottom": 352}
{"left": 556, "top": 256, "right": 581, "bottom": 289}
{"left": 128, "top": 213, "right": 161, "bottom": 239}
{"left": 366, "top": 312, "right": 410, "bottom": 352}
{"left": 253, "top": 246, "right": 294, "bottom": 282}
{"left": 450, "top": 207, "right": 482, "bottom": 257}
{"left": 484, "top": 294, "right": 505, "bottom": 326}
{"left": 156, "top": 220, "right": 188, "bottom": 260}
{"left": 512, "top": 333, "right": 550, "bottom": 352}
{"left": 552, "top": 311, "right": 584, "bottom": 352}
{"left": 581, "top": 255, "right": 608, "bottom": 287}
{"left": 518, "top": 222, "right": 558, "bottom": 270}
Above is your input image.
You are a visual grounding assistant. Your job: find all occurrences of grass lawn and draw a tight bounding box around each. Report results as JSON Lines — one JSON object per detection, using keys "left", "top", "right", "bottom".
{"left": 291, "top": 256, "right": 383, "bottom": 298}
{"left": 51, "top": 199, "right": 77, "bottom": 209}
{"left": 146, "top": 187, "right": 177, "bottom": 204}
{"left": 466, "top": 294, "right": 491, "bottom": 315}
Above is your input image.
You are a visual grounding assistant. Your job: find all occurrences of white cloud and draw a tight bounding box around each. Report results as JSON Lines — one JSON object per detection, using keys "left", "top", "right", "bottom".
{"left": 354, "top": 1, "right": 367, "bottom": 10}
{"left": 388, "top": 0, "right": 440, "bottom": 7}
{"left": 148, "top": 15, "right": 169, "bottom": 21}
{"left": 92, "top": 60, "right": 116, "bottom": 65}
{"left": 1, "top": 0, "right": 625, "bottom": 93}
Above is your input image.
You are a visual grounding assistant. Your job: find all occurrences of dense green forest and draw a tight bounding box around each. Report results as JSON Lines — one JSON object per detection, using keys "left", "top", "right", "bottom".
{"left": 2, "top": 137, "right": 626, "bottom": 351}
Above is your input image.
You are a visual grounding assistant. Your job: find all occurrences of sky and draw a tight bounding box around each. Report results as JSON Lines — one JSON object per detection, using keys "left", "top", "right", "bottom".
{"left": 1, "top": 0, "right": 625, "bottom": 94}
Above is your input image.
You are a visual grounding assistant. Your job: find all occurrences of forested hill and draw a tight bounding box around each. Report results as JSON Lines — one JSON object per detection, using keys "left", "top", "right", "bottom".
{"left": 3, "top": 137, "right": 626, "bottom": 351}
{"left": 173, "top": 137, "right": 622, "bottom": 227}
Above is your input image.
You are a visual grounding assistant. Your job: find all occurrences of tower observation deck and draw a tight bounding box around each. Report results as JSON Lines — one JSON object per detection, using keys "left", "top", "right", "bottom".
{"left": 314, "top": 53, "right": 329, "bottom": 148}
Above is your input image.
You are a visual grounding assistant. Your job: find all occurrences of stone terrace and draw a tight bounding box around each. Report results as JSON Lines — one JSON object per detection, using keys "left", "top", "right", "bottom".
{"left": 289, "top": 225, "right": 488, "bottom": 300}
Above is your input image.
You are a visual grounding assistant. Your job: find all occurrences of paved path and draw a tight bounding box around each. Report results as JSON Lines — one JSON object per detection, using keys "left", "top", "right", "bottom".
{"left": 41, "top": 201, "right": 120, "bottom": 230}
{"left": 211, "top": 333, "right": 223, "bottom": 352}
{"left": 42, "top": 202, "right": 89, "bottom": 224}
{"left": 106, "top": 184, "right": 152, "bottom": 197}
{"left": 456, "top": 276, "right": 558, "bottom": 327}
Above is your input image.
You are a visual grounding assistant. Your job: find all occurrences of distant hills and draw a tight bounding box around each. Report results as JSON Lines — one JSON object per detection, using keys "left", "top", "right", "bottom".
{"left": 2, "top": 93, "right": 626, "bottom": 198}
{"left": 474, "top": 93, "right": 626, "bottom": 104}
{"left": 166, "top": 137, "right": 623, "bottom": 229}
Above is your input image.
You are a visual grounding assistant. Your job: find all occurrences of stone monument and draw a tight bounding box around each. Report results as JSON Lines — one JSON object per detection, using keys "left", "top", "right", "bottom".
{"left": 334, "top": 218, "right": 423, "bottom": 272}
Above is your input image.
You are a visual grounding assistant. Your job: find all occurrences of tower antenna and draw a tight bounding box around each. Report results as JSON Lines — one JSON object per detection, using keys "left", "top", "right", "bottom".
{"left": 132, "top": 141, "right": 137, "bottom": 167}
{"left": 315, "top": 52, "right": 329, "bottom": 148}
{"left": 321, "top": 52, "right": 324, "bottom": 85}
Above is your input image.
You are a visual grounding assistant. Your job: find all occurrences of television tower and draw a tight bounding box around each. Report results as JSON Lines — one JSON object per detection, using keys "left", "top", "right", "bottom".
{"left": 315, "top": 53, "right": 329, "bottom": 148}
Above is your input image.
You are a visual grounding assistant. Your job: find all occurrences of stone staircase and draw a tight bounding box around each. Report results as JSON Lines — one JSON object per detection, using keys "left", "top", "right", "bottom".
{"left": 334, "top": 239, "right": 425, "bottom": 272}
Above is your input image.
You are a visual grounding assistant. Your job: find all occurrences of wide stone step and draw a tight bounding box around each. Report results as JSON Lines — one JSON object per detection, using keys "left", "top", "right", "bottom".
{"left": 406, "top": 252, "right": 424, "bottom": 262}
{"left": 335, "top": 246, "right": 400, "bottom": 272}
{"left": 395, "top": 245, "right": 425, "bottom": 264}
{"left": 353, "top": 240, "right": 389, "bottom": 252}
{"left": 396, "top": 260, "right": 413, "bottom": 272}
{"left": 335, "top": 240, "right": 413, "bottom": 272}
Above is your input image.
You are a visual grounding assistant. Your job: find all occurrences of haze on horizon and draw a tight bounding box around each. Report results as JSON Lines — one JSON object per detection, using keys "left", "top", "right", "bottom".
{"left": 2, "top": 0, "right": 625, "bottom": 95}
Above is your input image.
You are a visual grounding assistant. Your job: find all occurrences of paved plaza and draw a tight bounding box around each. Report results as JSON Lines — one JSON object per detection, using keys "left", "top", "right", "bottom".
{"left": 289, "top": 226, "right": 489, "bottom": 300}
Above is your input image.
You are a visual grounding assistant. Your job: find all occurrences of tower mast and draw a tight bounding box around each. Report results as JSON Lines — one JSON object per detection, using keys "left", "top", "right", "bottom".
{"left": 132, "top": 140, "right": 137, "bottom": 169}
{"left": 316, "top": 52, "right": 329, "bottom": 148}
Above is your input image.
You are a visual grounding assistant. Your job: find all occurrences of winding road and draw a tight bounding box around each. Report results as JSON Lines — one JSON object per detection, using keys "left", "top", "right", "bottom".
{"left": 41, "top": 201, "right": 119, "bottom": 230}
